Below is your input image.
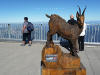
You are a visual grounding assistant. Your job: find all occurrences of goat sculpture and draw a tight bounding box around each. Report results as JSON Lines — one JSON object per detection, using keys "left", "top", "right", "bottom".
{"left": 46, "top": 7, "right": 86, "bottom": 56}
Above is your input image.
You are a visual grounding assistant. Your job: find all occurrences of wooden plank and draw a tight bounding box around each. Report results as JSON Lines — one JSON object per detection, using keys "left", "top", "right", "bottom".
{"left": 42, "top": 63, "right": 86, "bottom": 75}
{"left": 76, "top": 63, "right": 86, "bottom": 75}
{"left": 59, "top": 53, "right": 80, "bottom": 69}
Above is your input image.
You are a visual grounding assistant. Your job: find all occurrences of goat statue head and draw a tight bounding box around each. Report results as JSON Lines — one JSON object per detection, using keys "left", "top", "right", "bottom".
{"left": 76, "top": 6, "right": 86, "bottom": 26}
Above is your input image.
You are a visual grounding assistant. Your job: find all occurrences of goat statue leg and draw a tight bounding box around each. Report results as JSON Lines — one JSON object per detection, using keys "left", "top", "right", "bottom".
{"left": 70, "top": 39, "right": 78, "bottom": 57}
{"left": 46, "top": 31, "right": 54, "bottom": 47}
{"left": 76, "top": 39, "right": 79, "bottom": 53}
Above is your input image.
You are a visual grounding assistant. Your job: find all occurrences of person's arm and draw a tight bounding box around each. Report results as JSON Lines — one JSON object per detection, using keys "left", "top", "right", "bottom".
{"left": 68, "top": 20, "right": 70, "bottom": 24}
{"left": 84, "top": 23, "right": 87, "bottom": 31}
{"left": 22, "top": 25, "right": 26, "bottom": 33}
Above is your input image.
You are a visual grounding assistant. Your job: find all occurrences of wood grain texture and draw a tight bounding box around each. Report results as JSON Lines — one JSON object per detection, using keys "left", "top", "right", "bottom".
{"left": 59, "top": 53, "right": 80, "bottom": 69}
{"left": 42, "top": 44, "right": 63, "bottom": 68}
{"left": 42, "top": 63, "right": 86, "bottom": 75}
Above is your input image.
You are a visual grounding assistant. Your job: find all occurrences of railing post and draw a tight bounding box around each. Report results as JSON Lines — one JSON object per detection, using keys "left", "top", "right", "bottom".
{"left": 8, "top": 24, "right": 11, "bottom": 39}
{"left": 41, "top": 24, "right": 42, "bottom": 40}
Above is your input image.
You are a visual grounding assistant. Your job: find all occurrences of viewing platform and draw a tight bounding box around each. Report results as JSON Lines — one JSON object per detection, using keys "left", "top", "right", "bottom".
{"left": 0, "top": 41, "right": 100, "bottom": 75}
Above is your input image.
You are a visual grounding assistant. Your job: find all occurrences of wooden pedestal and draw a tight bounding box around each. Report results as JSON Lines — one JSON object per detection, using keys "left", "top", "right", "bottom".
{"left": 41, "top": 44, "right": 86, "bottom": 75}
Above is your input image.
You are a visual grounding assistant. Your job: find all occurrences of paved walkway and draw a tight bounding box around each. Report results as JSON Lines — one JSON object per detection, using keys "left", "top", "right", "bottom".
{"left": 0, "top": 42, "right": 100, "bottom": 75}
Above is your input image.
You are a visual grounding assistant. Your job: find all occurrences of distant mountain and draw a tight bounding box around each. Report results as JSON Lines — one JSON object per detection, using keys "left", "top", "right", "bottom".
{"left": 86, "top": 20, "right": 100, "bottom": 25}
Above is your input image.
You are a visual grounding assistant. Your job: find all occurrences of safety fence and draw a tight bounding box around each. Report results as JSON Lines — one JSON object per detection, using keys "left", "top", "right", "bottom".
{"left": 0, "top": 23, "right": 100, "bottom": 44}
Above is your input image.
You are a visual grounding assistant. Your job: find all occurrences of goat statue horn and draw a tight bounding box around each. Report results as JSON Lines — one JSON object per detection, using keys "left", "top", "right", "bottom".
{"left": 82, "top": 7, "right": 87, "bottom": 16}
{"left": 77, "top": 5, "right": 81, "bottom": 15}
{"left": 46, "top": 14, "right": 51, "bottom": 18}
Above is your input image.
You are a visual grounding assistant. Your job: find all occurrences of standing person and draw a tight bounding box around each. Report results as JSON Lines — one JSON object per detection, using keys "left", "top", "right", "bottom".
{"left": 21, "top": 17, "right": 33, "bottom": 46}
{"left": 78, "top": 23, "right": 87, "bottom": 51}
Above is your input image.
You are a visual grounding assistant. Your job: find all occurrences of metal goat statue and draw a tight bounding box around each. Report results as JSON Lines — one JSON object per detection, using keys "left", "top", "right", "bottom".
{"left": 46, "top": 7, "right": 86, "bottom": 56}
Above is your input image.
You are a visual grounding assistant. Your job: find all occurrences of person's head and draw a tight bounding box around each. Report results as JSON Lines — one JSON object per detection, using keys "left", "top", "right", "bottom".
{"left": 24, "top": 17, "right": 28, "bottom": 22}
{"left": 70, "top": 14, "right": 74, "bottom": 19}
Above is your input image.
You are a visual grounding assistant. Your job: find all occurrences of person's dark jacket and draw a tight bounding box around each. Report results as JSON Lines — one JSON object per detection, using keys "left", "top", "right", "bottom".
{"left": 68, "top": 18, "right": 77, "bottom": 25}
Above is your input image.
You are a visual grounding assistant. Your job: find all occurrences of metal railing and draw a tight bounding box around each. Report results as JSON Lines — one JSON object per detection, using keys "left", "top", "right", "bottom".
{"left": 85, "top": 24, "right": 100, "bottom": 44}
{"left": 0, "top": 23, "right": 100, "bottom": 44}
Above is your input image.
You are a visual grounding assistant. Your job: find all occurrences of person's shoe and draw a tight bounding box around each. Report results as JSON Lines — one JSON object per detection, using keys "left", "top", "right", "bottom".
{"left": 20, "top": 44, "right": 25, "bottom": 46}
{"left": 28, "top": 44, "right": 31, "bottom": 46}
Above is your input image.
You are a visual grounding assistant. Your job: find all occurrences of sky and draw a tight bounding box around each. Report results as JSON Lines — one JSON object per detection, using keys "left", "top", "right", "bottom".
{"left": 0, "top": 0, "right": 100, "bottom": 23}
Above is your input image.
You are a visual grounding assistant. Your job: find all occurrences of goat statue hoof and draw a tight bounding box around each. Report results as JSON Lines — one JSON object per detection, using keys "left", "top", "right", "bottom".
{"left": 46, "top": 42, "right": 54, "bottom": 48}
{"left": 70, "top": 52, "right": 78, "bottom": 57}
